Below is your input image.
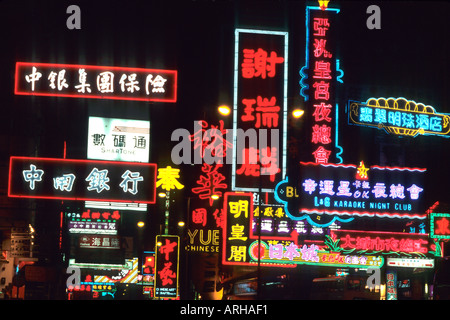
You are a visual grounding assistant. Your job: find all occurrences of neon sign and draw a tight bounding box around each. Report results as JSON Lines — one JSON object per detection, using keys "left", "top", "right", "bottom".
{"left": 300, "top": 6, "right": 342, "bottom": 164}
{"left": 250, "top": 239, "right": 383, "bottom": 268}
{"left": 88, "top": 117, "right": 150, "bottom": 163}
{"left": 275, "top": 162, "right": 427, "bottom": 227}
{"left": 156, "top": 166, "right": 184, "bottom": 191}
{"left": 232, "top": 29, "right": 288, "bottom": 192}
{"left": 154, "top": 235, "right": 179, "bottom": 299}
{"left": 66, "top": 209, "right": 120, "bottom": 235}
{"left": 348, "top": 97, "right": 450, "bottom": 137}
{"left": 15, "top": 62, "right": 177, "bottom": 102}
{"left": 328, "top": 230, "right": 432, "bottom": 257}
{"left": 430, "top": 213, "right": 450, "bottom": 239}
{"left": 8, "top": 156, "right": 157, "bottom": 203}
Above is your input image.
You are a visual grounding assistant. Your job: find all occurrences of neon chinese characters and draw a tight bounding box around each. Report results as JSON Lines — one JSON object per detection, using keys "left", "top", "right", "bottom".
{"left": 9, "top": 156, "right": 157, "bottom": 203}
{"left": 15, "top": 62, "right": 177, "bottom": 102}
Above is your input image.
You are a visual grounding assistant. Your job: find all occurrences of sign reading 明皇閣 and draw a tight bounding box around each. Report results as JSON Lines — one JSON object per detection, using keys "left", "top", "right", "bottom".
{"left": 275, "top": 162, "right": 426, "bottom": 227}
{"left": 15, "top": 62, "right": 177, "bottom": 102}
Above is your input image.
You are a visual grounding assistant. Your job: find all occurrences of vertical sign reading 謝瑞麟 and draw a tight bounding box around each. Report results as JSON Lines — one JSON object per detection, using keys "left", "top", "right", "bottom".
{"left": 232, "top": 29, "right": 288, "bottom": 192}
{"left": 222, "top": 192, "right": 253, "bottom": 266}
{"left": 300, "top": 6, "right": 341, "bottom": 164}
{"left": 154, "top": 235, "right": 179, "bottom": 299}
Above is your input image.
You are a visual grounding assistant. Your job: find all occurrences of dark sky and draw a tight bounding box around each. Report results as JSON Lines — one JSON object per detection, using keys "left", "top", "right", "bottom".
{"left": 1, "top": 0, "right": 449, "bottom": 209}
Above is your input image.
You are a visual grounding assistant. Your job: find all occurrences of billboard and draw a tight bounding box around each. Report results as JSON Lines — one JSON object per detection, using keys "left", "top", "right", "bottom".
{"left": 275, "top": 162, "right": 427, "bottom": 227}
{"left": 88, "top": 117, "right": 150, "bottom": 163}
{"left": 9, "top": 156, "right": 157, "bottom": 203}
{"left": 232, "top": 29, "right": 288, "bottom": 192}
{"left": 15, "top": 62, "right": 177, "bottom": 102}
{"left": 154, "top": 235, "right": 179, "bottom": 299}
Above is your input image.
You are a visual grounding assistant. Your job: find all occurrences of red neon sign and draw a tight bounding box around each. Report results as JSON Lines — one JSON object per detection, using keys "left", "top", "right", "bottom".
{"left": 15, "top": 62, "right": 177, "bottom": 102}
{"left": 330, "top": 230, "right": 430, "bottom": 256}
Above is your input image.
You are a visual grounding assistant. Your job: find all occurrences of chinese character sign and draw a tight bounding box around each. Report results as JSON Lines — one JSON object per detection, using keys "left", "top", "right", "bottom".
{"left": 88, "top": 117, "right": 150, "bottom": 162}
{"left": 275, "top": 162, "right": 426, "bottom": 227}
{"left": 348, "top": 98, "right": 450, "bottom": 138}
{"left": 301, "top": 7, "right": 340, "bottom": 164}
{"left": 222, "top": 192, "right": 253, "bottom": 265}
{"left": 330, "top": 230, "right": 431, "bottom": 257}
{"left": 8, "top": 156, "right": 157, "bottom": 203}
{"left": 232, "top": 29, "right": 288, "bottom": 192}
{"left": 154, "top": 235, "right": 179, "bottom": 299}
{"left": 15, "top": 62, "right": 177, "bottom": 102}
{"left": 430, "top": 213, "right": 450, "bottom": 239}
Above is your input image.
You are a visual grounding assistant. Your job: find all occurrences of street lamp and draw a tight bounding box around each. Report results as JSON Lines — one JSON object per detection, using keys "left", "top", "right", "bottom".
{"left": 292, "top": 108, "right": 305, "bottom": 118}
{"left": 218, "top": 105, "right": 231, "bottom": 116}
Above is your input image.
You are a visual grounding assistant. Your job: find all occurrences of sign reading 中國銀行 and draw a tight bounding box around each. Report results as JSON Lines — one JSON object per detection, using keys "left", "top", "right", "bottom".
{"left": 348, "top": 97, "right": 450, "bottom": 137}
{"left": 88, "top": 117, "right": 150, "bottom": 163}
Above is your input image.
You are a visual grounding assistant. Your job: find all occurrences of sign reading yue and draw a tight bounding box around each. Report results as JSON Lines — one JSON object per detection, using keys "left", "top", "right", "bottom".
{"left": 8, "top": 157, "right": 157, "bottom": 203}
{"left": 275, "top": 162, "right": 426, "bottom": 227}
{"left": 348, "top": 97, "right": 450, "bottom": 137}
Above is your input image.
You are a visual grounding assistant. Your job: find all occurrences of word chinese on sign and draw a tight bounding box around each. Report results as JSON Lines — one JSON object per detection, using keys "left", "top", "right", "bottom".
{"left": 15, "top": 62, "right": 177, "bottom": 102}
{"left": 154, "top": 235, "right": 179, "bottom": 299}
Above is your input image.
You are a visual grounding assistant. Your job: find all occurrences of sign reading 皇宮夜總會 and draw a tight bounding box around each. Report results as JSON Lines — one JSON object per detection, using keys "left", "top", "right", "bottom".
{"left": 8, "top": 156, "right": 157, "bottom": 204}
{"left": 275, "top": 161, "right": 427, "bottom": 227}
{"left": 348, "top": 97, "right": 450, "bottom": 137}
{"left": 15, "top": 62, "right": 177, "bottom": 102}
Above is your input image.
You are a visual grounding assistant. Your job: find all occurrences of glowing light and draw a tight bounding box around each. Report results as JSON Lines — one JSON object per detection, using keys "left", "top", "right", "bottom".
{"left": 318, "top": 0, "right": 330, "bottom": 10}
{"left": 211, "top": 194, "right": 220, "bottom": 200}
{"left": 292, "top": 108, "right": 305, "bottom": 118}
{"left": 218, "top": 105, "right": 231, "bottom": 116}
{"left": 177, "top": 221, "right": 185, "bottom": 227}
{"left": 356, "top": 161, "right": 369, "bottom": 180}
{"left": 156, "top": 166, "right": 184, "bottom": 191}
{"left": 158, "top": 192, "right": 167, "bottom": 198}
{"left": 137, "top": 221, "right": 145, "bottom": 228}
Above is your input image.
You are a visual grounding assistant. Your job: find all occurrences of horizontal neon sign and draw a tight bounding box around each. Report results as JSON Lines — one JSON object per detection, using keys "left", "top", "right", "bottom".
{"left": 15, "top": 62, "right": 177, "bottom": 102}
{"left": 249, "top": 240, "right": 383, "bottom": 268}
{"left": 8, "top": 156, "right": 157, "bottom": 203}
{"left": 328, "top": 230, "right": 432, "bottom": 257}
{"left": 275, "top": 162, "right": 427, "bottom": 227}
{"left": 348, "top": 98, "right": 450, "bottom": 137}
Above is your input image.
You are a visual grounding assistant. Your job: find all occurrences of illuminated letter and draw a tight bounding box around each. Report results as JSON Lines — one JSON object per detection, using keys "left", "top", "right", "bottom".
{"left": 171, "top": 128, "right": 192, "bottom": 165}
{"left": 66, "top": 5, "right": 81, "bottom": 30}
{"left": 366, "top": 5, "right": 381, "bottom": 30}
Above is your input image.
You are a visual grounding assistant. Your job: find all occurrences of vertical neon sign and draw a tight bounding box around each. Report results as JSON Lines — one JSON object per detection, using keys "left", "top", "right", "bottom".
{"left": 300, "top": 6, "right": 341, "bottom": 164}
{"left": 154, "top": 235, "right": 179, "bottom": 299}
{"left": 232, "top": 29, "right": 288, "bottom": 192}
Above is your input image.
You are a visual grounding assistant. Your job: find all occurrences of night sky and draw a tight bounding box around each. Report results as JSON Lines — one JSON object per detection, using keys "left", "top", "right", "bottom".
{"left": 1, "top": 0, "right": 449, "bottom": 220}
